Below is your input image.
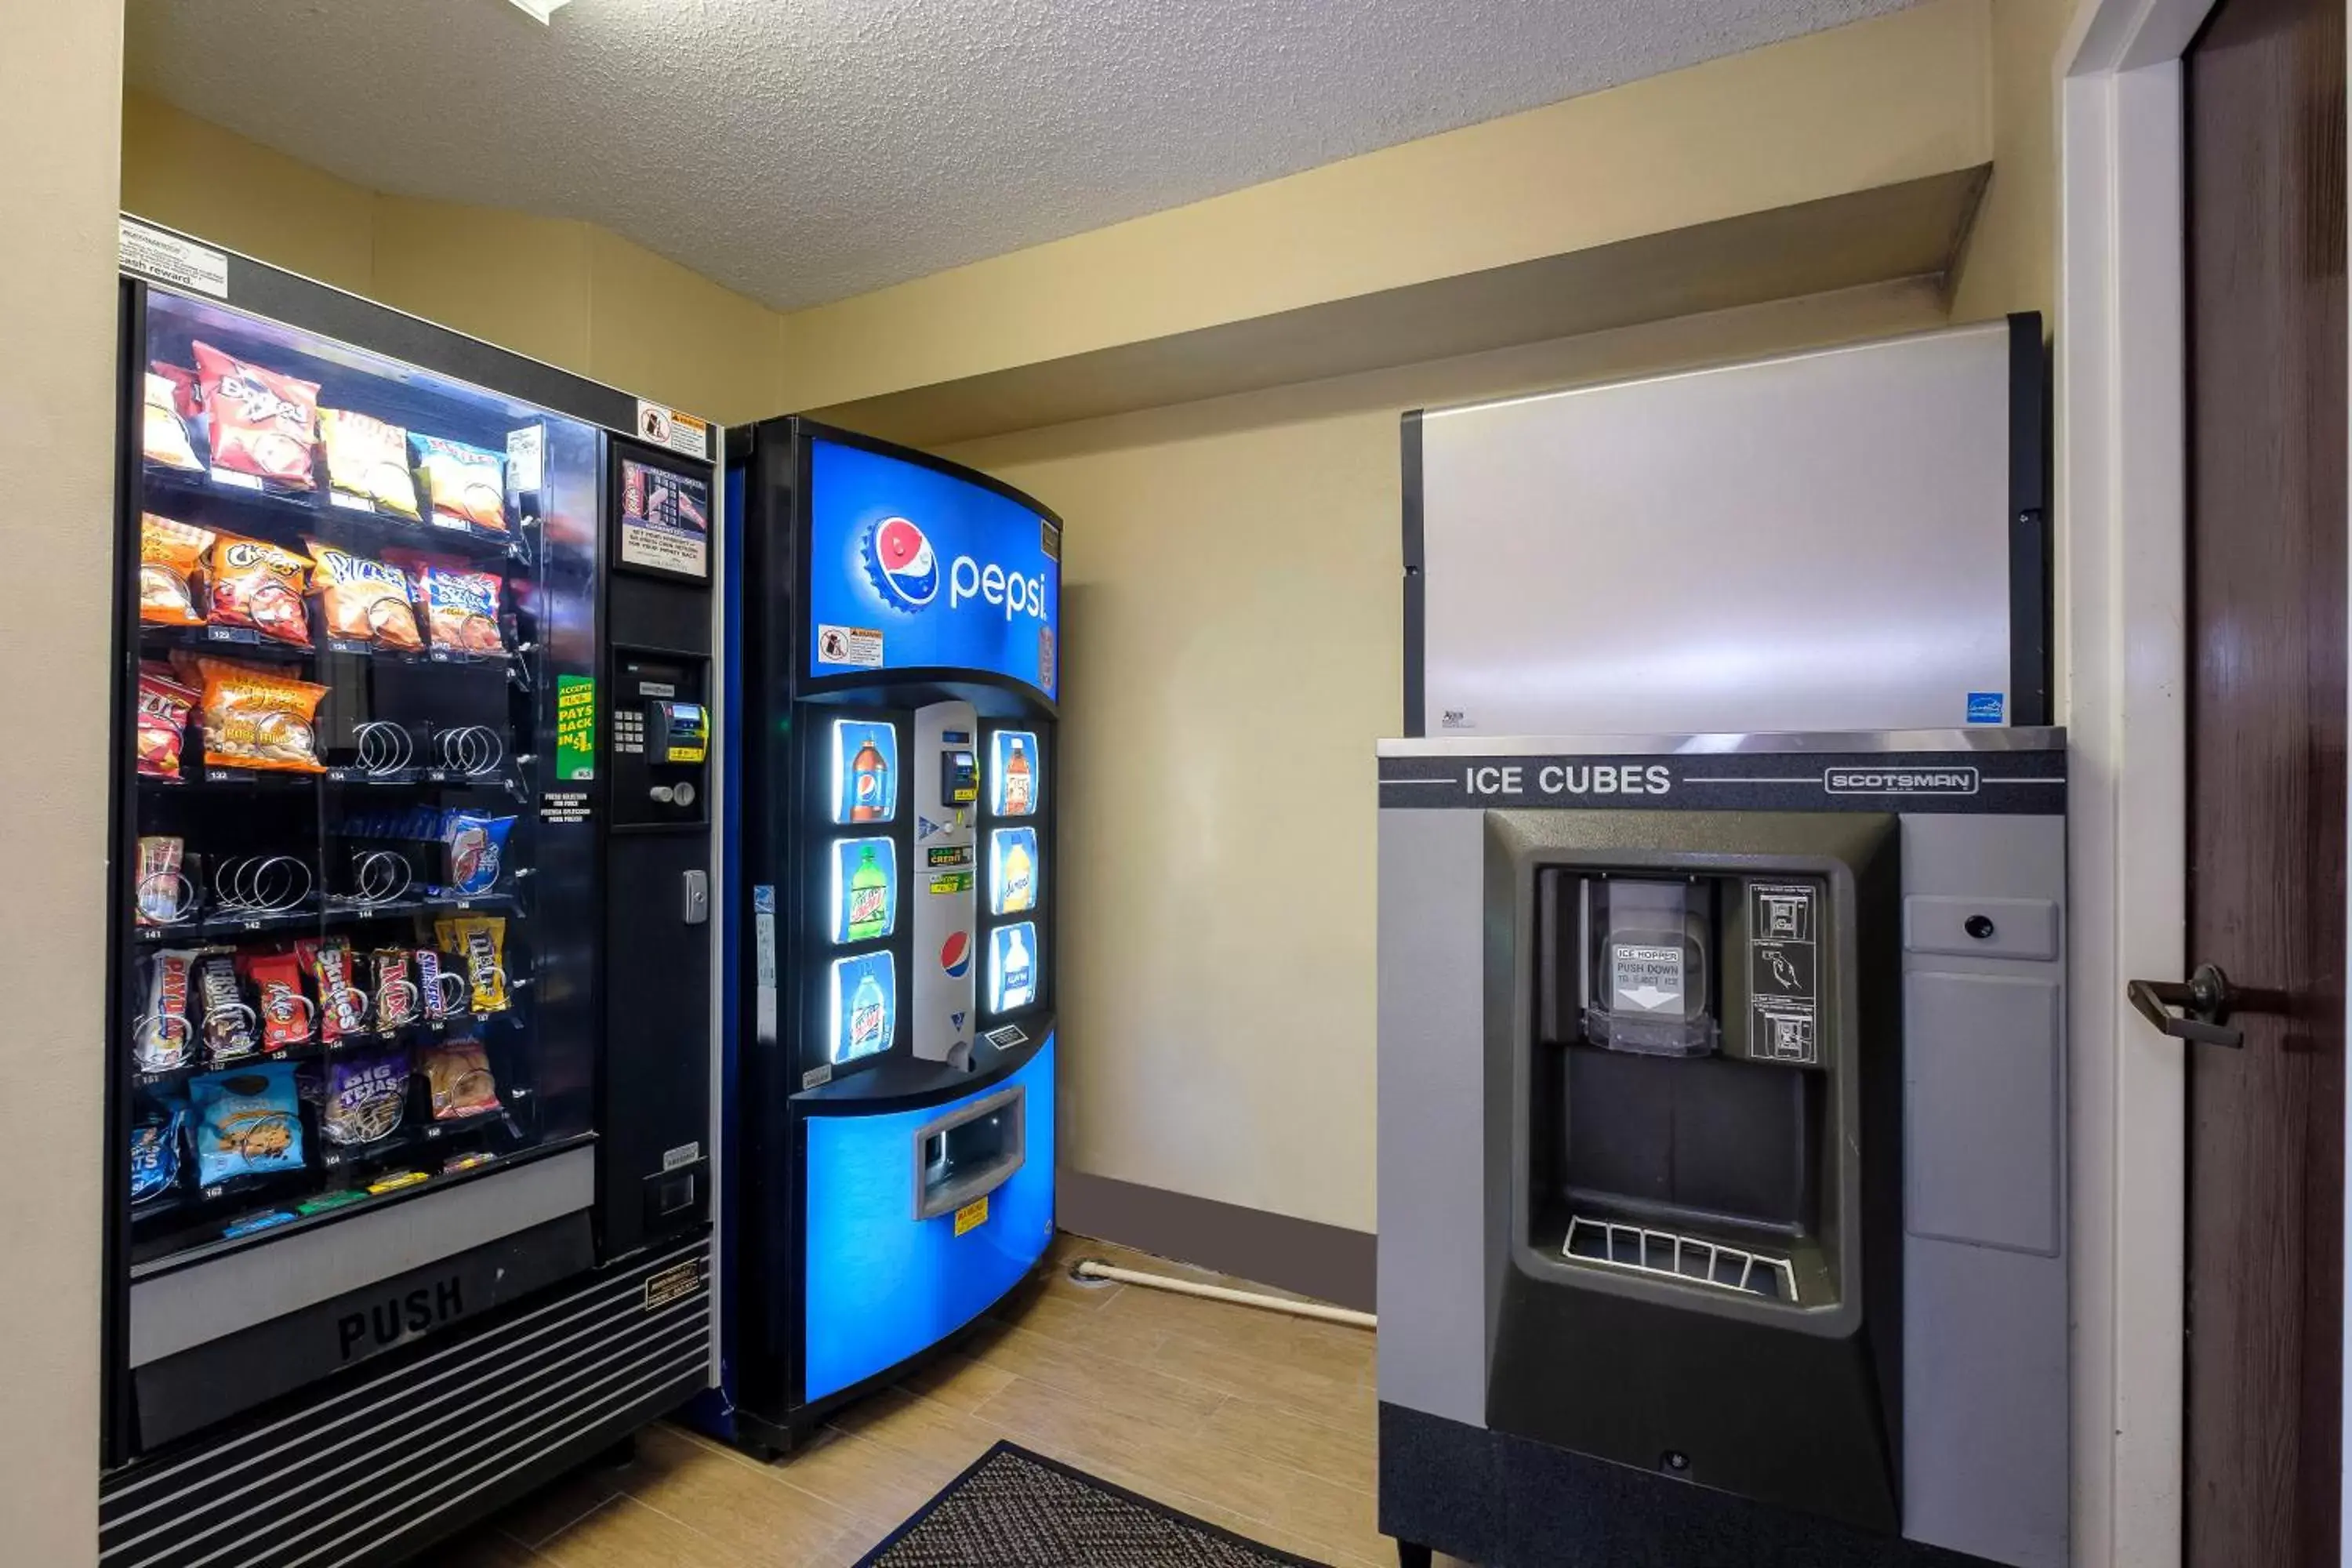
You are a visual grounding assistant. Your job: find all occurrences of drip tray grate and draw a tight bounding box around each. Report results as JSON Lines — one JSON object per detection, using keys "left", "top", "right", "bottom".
{"left": 1563, "top": 1215, "right": 1798, "bottom": 1304}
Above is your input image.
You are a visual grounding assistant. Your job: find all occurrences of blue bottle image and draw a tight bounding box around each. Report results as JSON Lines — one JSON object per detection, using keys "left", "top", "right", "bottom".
{"left": 832, "top": 720, "right": 898, "bottom": 825}
{"left": 989, "top": 922, "right": 1037, "bottom": 1012}
{"left": 829, "top": 951, "right": 896, "bottom": 1063}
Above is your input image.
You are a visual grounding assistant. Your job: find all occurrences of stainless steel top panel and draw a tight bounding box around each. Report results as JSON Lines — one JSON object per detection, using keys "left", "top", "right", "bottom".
{"left": 1377, "top": 728, "right": 2067, "bottom": 758}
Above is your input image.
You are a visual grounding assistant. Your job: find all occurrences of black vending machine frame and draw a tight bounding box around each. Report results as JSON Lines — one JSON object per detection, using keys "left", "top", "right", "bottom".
{"left": 100, "top": 226, "right": 717, "bottom": 1566}
{"left": 718, "top": 416, "right": 1060, "bottom": 1454}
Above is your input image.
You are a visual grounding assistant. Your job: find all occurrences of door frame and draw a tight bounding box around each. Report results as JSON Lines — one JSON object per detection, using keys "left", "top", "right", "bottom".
{"left": 2056, "top": 1, "right": 2216, "bottom": 1563}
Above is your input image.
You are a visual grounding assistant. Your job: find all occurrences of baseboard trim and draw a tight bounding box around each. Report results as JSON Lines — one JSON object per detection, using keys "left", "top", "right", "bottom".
{"left": 1055, "top": 1170, "right": 1376, "bottom": 1313}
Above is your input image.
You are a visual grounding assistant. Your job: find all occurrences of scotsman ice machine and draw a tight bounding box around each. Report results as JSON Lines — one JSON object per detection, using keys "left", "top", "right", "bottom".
{"left": 1376, "top": 319, "right": 2066, "bottom": 1568}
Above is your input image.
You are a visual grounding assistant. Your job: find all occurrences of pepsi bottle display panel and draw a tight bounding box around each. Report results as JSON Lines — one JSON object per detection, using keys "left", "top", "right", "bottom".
{"left": 707, "top": 417, "right": 1061, "bottom": 1459}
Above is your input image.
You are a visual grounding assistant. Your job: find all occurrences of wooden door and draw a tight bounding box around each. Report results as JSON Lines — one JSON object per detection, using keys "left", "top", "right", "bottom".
{"left": 2184, "top": 0, "right": 2347, "bottom": 1559}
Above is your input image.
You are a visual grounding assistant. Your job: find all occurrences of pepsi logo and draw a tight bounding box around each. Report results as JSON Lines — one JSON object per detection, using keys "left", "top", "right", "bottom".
{"left": 941, "top": 931, "right": 973, "bottom": 979}
{"left": 863, "top": 516, "right": 939, "bottom": 612}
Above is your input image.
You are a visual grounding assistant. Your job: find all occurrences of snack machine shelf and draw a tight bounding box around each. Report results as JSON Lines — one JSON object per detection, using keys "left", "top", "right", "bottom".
{"left": 132, "top": 1012, "right": 523, "bottom": 1091}
{"left": 134, "top": 890, "right": 526, "bottom": 944}
{"left": 129, "top": 1130, "right": 595, "bottom": 1282}
{"left": 139, "top": 620, "right": 527, "bottom": 672}
{"left": 142, "top": 464, "right": 530, "bottom": 564}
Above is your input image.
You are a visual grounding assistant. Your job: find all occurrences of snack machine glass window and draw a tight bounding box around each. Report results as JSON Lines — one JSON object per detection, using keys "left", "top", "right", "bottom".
{"left": 118, "top": 290, "right": 599, "bottom": 1290}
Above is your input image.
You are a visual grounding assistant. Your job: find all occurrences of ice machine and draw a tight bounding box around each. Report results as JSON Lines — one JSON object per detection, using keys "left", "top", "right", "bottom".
{"left": 1377, "top": 318, "right": 2066, "bottom": 1568}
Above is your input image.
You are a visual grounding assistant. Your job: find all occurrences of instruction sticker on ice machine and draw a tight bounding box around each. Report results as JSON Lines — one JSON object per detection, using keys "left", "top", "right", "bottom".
{"left": 1748, "top": 882, "right": 1820, "bottom": 1065}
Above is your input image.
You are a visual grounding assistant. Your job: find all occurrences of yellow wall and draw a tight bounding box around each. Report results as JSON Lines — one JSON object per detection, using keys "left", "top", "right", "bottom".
{"left": 1951, "top": 0, "right": 2070, "bottom": 322}
{"left": 120, "top": 92, "right": 781, "bottom": 425}
{"left": 2, "top": 6, "right": 122, "bottom": 1563}
{"left": 939, "top": 278, "right": 1950, "bottom": 1232}
{"left": 778, "top": 0, "right": 1998, "bottom": 411}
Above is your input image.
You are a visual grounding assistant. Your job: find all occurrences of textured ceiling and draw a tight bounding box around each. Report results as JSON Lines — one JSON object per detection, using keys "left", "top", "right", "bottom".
{"left": 125, "top": 0, "right": 1921, "bottom": 312}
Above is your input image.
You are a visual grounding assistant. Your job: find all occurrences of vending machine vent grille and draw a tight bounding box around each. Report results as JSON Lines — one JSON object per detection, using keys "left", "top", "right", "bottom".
{"left": 1563, "top": 1215, "right": 1798, "bottom": 1304}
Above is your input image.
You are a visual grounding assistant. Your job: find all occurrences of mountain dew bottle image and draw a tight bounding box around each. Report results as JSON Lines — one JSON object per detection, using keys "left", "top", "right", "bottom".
{"left": 847, "top": 970, "right": 887, "bottom": 1060}
{"left": 847, "top": 844, "right": 888, "bottom": 940}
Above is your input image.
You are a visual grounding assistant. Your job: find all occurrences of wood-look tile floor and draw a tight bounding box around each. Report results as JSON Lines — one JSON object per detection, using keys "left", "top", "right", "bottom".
{"left": 439, "top": 1232, "right": 1409, "bottom": 1568}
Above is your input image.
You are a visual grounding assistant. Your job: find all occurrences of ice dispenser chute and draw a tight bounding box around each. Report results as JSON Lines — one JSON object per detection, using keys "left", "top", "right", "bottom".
{"left": 1490, "top": 811, "right": 1901, "bottom": 1534}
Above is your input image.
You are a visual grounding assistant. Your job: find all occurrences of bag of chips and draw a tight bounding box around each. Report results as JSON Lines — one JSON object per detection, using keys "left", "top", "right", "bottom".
{"left": 191, "top": 1062, "right": 305, "bottom": 1185}
{"left": 134, "top": 835, "right": 188, "bottom": 927}
{"left": 441, "top": 811, "right": 514, "bottom": 896}
{"left": 143, "top": 372, "right": 204, "bottom": 472}
{"left": 319, "top": 409, "right": 422, "bottom": 519}
{"left": 423, "top": 1040, "right": 500, "bottom": 1121}
{"left": 434, "top": 914, "right": 508, "bottom": 1013}
{"left": 207, "top": 534, "right": 312, "bottom": 646}
{"left": 130, "top": 1101, "right": 186, "bottom": 1206}
{"left": 321, "top": 1047, "right": 409, "bottom": 1146}
{"left": 305, "top": 541, "right": 421, "bottom": 651}
{"left": 410, "top": 434, "right": 507, "bottom": 531}
{"left": 139, "top": 516, "right": 216, "bottom": 627}
{"left": 196, "top": 949, "right": 259, "bottom": 1065}
{"left": 193, "top": 341, "right": 319, "bottom": 490}
{"left": 296, "top": 936, "right": 368, "bottom": 1040}
{"left": 187, "top": 655, "right": 328, "bottom": 774}
{"left": 152, "top": 361, "right": 209, "bottom": 447}
{"left": 136, "top": 666, "right": 201, "bottom": 781}
{"left": 238, "top": 949, "right": 315, "bottom": 1051}
{"left": 398, "top": 558, "right": 506, "bottom": 656}
{"left": 139, "top": 949, "right": 199, "bottom": 1073}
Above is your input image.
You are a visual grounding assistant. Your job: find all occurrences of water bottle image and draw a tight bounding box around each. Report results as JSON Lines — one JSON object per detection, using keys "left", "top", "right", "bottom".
{"left": 996, "top": 924, "right": 1035, "bottom": 1011}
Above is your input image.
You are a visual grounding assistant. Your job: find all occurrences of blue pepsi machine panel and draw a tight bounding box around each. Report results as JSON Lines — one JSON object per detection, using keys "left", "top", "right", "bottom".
{"left": 805, "top": 439, "right": 1062, "bottom": 700}
{"left": 802, "top": 1039, "right": 1058, "bottom": 1401}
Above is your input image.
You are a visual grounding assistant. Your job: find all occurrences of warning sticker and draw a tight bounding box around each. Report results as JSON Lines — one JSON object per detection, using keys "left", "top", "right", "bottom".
{"left": 817, "top": 624, "right": 884, "bottom": 669}
{"left": 954, "top": 1195, "right": 990, "bottom": 1236}
{"left": 1610, "top": 944, "right": 1685, "bottom": 1013}
{"left": 635, "top": 401, "right": 711, "bottom": 459}
{"left": 1748, "top": 881, "right": 1820, "bottom": 1065}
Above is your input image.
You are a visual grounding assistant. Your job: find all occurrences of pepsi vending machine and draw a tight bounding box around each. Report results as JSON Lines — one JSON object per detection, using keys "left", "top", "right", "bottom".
{"left": 703, "top": 419, "right": 1059, "bottom": 1453}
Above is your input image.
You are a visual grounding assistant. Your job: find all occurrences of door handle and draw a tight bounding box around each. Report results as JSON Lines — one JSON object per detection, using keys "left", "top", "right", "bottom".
{"left": 2127, "top": 963, "right": 2244, "bottom": 1048}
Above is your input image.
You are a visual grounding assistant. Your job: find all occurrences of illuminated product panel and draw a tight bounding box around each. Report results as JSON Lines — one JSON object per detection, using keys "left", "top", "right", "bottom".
{"left": 830, "top": 837, "right": 897, "bottom": 944}
{"left": 990, "top": 731, "right": 1040, "bottom": 816}
{"left": 989, "top": 922, "right": 1040, "bottom": 1013}
{"left": 827, "top": 951, "right": 896, "bottom": 1065}
{"left": 831, "top": 720, "right": 898, "bottom": 824}
{"left": 988, "top": 827, "right": 1037, "bottom": 916}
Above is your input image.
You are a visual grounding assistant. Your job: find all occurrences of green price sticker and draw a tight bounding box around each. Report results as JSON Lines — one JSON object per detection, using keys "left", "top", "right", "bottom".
{"left": 556, "top": 675, "right": 597, "bottom": 782}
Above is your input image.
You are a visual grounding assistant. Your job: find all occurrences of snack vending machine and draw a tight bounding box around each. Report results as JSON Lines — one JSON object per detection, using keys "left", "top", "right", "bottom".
{"left": 701, "top": 419, "right": 1059, "bottom": 1454}
{"left": 102, "top": 221, "right": 718, "bottom": 1566}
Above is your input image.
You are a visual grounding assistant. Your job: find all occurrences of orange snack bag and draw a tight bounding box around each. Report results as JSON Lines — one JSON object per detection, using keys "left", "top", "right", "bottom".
{"left": 305, "top": 540, "right": 422, "bottom": 651}
{"left": 208, "top": 534, "right": 313, "bottom": 647}
{"left": 188, "top": 655, "right": 329, "bottom": 774}
{"left": 139, "top": 516, "right": 216, "bottom": 626}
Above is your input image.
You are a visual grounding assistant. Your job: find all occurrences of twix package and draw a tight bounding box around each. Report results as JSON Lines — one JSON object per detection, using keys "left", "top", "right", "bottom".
{"left": 372, "top": 949, "right": 419, "bottom": 1029}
